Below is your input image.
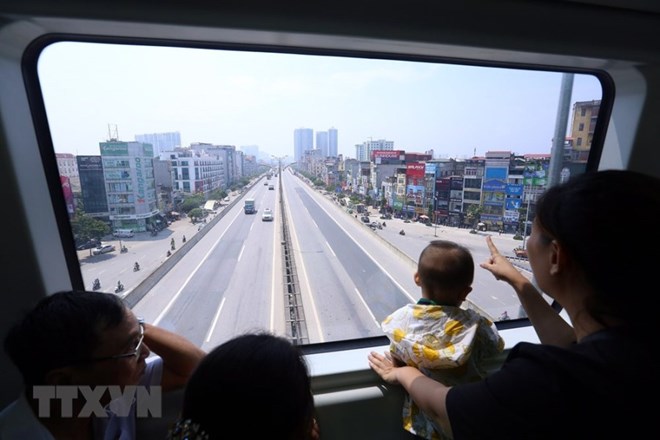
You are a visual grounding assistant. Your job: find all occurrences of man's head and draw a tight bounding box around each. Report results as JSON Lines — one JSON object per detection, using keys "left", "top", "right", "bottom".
{"left": 4, "top": 290, "right": 149, "bottom": 389}
{"left": 415, "top": 240, "right": 474, "bottom": 305}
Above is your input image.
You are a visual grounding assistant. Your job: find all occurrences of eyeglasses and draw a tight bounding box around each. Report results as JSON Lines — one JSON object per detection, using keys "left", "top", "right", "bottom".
{"left": 82, "top": 320, "right": 145, "bottom": 364}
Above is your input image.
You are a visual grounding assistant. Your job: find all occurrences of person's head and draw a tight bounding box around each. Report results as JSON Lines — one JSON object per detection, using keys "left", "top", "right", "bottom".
{"left": 528, "top": 169, "right": 660, "bottom": 329}
{"left": 177, "top": 331, "right": 315, "bottom": 439}
{"left": 415, "top": 240, "right": 474, "bottom": 306}
{"left": 3, "top": 290, "right": 149, "bottom": 391}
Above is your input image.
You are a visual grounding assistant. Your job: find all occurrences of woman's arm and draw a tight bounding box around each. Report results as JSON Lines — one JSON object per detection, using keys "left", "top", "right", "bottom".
{"left": 480, "top": 236, "right": 575, "bottom": 347}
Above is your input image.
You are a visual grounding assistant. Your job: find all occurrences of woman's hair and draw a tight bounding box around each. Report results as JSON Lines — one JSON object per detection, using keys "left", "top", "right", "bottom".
{"left": 3, "top": 290, "right": 126, "bottom": 385}
{"left": 417, "top": 240, "right": 474, "bottom": 302}
{"left": 180, "top": 331, "right": 315, "bottom": 439}
{"left": 534, "top": 169, "right": 660, "bottom": 329}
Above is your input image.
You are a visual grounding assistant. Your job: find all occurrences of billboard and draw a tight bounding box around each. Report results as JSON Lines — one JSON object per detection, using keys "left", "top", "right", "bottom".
{"left": 406, "top": 162, "right": 425, "bottom": 178}
{"left": 523, "top": 162, "right": 549, "bottom": 186}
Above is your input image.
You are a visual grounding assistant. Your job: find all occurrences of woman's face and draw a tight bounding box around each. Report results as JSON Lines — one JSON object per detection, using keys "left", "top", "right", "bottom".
{"left": 526, "top": 218, "right": 555, "bottom": 298}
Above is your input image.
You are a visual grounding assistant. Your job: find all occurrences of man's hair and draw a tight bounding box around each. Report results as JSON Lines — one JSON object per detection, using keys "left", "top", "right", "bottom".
{"left": 182, "top": 331, "right": 315, "bottom": 439}
{"left": 3, "top": 290, "right": 126, "bottom": 386}
{"left": 417, "top": 240, "right": 474, "bottom": 300}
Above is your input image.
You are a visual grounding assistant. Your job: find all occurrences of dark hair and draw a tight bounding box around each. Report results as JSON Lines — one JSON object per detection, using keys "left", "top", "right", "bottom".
{"left": 534, "top": 170, "right": 660, "bottom": 329}
{"left": 3, "top": 290, "right": 126, "bottom": 385}
{"left": 417, "top": 240, "right": 474, "bottom": 300}
{"left": 181, "top": 331, "right": 315, "bottom": 439}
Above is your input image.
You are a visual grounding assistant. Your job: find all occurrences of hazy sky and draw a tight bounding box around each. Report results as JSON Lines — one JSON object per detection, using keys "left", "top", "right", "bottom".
{"left": 38, "top": 42, "right": 602, "bottom": 160}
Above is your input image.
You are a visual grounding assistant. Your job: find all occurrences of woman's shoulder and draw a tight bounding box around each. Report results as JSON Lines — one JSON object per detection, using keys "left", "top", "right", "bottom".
{"left": 507, "top": 327, "right": 652, "bottom": 378}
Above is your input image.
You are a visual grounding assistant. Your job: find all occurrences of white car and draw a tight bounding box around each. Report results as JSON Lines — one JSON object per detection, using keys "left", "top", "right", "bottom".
{"left": 92, "top": 244, "right": 116, "bottom": 255}
{"left": 261, "top": 208, "right": 274, "bottom": 222}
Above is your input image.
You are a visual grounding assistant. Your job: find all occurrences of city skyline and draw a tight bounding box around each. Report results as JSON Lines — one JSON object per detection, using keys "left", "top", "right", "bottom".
{"left": 38, "top": 42, "right": 603, "bottom": 160}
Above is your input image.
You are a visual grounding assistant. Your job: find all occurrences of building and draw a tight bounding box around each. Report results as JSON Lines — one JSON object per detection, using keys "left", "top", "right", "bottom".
{"left": 316, "top": 131, "right": 328, "bottom": 157}
{"left": 570, "top": 100, "right": 600, "bottom": 154}
{"left": 100, "top": 140, "right": 161, "bottom": 232}
{"left": 328, "top": 127, "right": 338, "bottom": 157}
{"left": 77, "top": 155, "right": 108, "bottom": 219}
{"left": 165, "top": 149, "right": 225, "bottom": 197}
{"left": 355, "top": 139, "right": 394, "bottom": 162}
{"left": 55, "top": 152, "right": 81, "bottom": 192}
{"left": 294, "top": 128, "right": 313, "bottom": 163}
{"left": 135, "top": 131, "right": 181, "bottom": 157}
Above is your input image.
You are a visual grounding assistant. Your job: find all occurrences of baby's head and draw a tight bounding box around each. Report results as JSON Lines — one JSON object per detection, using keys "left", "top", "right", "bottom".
{"left": 415, "top": 240, "right": 474, "bottom": 306}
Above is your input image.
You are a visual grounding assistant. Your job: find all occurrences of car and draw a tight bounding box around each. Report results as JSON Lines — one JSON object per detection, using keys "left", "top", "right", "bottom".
{"left": 264, "top": 182, "right": 268, "bottom": 185}
{"left": 268, "top": 185, "right": 274, "bottom": 190}
{"left": 92, "top": 244, "right": 116, "bottom": 255}
{"left": 261, "top": 208, "right": 274, "bottom": 222}
{"left": 76, "top": 239, "right": 100, "bottom": 250}
{"left": 513, "top": 247, "right": 528, "bottom": 259}
{"left": 360, "top": 215, "right": 370, "bottom": 223}
{"left": 223, "top": 196, "right": 230, "bottom": 202}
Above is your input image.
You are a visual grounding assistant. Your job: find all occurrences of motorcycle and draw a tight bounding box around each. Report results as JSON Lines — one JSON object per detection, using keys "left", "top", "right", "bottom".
{"left": 133, "top": 262, "right": 140, "bottom": 272}
{"left": 167, "top": 250, "right": 172, "bottom": 257}
{"left": 92, "top": 279, "right": 101, "bottom": 291}
{"left": 120, "top": 245, "right": 128, "bottom": 253}
{"left": 115, "top": 282, "right": 124, "bottom": 293}
{"left": 399, "top": 229, "right": 406, "bottom": 236}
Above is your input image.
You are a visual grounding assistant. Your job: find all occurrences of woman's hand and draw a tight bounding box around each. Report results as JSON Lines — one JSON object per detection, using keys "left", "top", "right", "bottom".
{"left": 368, "top": 351, "right": 401, "bottom": 385}
{"left": 479, "top": 236, "right": 525, "bottom": 285}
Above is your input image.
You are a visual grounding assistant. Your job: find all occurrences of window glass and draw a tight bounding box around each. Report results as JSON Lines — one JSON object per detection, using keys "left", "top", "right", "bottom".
{"left": 38, "top": 42, "right": 603, "bottom": 349}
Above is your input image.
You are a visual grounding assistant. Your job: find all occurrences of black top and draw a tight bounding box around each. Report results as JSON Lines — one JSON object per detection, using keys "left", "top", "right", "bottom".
{"left": 446, "top": 327, "right": 657, "bottom": 439}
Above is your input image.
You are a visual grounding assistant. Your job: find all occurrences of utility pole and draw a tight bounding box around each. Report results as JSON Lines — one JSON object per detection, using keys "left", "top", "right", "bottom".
{"left": 522, "top": 184, "right": 531, "bottom": 250}
{"left": 547, "top": 73, "right": 574, "bottom": 189}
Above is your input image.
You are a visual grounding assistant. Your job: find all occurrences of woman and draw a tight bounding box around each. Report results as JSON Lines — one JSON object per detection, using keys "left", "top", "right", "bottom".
{"left": 169, "top": 332, "right": 320, "bottom": 439}
{"left": 368, "top": 170, "right": 660, "bottom": 439}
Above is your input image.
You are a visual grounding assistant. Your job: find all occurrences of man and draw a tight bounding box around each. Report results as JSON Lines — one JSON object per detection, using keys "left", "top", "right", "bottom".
{"left": 0, "top": 290, "right": 205, "bottom": 439}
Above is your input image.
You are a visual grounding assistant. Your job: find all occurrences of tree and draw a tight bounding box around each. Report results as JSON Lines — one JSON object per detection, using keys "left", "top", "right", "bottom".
{"left": 465, "top": 205, "right": 483, "bottom": 229}
{"left": 70, "top": 209, "right": 110, "bottom": 254}
{"left": 208, "top": 188, "right": 228, "bottom": 201}
{"left": 188, "top": 208, "right": 204, "bottom": 223}
{"left": 180, "top": 195, "right": 205, "bottom": 213}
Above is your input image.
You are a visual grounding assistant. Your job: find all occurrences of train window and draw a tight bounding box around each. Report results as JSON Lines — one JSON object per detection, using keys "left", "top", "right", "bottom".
{"left": 35, "top": 41, "right": 604, "bottom": 350}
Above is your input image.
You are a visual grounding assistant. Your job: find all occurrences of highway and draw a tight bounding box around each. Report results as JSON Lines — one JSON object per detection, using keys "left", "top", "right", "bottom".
{"left": 78, "top": 171, "right": 535, "bottom": 349}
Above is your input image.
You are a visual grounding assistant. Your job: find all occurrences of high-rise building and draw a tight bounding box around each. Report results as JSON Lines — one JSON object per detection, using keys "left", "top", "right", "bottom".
{"left": 316, "top": 131, "right": 328, "bottom": 157}
{"left": 294, "top": 128, "right": 313, "bottom": 163}
{"left": 240, "top": 145, "right": 259, "bottom": 159}
{"left": 135, "top": 131, "right": 181, "bottom": 157}
{"left": 328, "top": 127, "right": 338, "bottom": 157}
{"left": 77, "top": 155, "right": 108, "bottom": 218}
{"left": 355, "top": 138, "right": 394, "bottom": 161}
{"left": 100, "top": 140, "right": 160, "bottom": 232}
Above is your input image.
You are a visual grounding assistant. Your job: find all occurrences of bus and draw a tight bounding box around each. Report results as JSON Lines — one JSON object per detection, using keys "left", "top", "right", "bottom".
{"left": 1, "top": 1, "right": 658, "bottom": 439}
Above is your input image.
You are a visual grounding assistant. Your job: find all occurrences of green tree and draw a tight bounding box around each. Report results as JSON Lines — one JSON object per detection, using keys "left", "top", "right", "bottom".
{"left": 465, "top": 205, "right": 483, "bottom": 229}
{"left": 180, "top": 195, "right": 206, "bottom": 213}
{"left": 188, "top": 208, "right": 204, "bottom": 223}
{"left": 70, "top": 209, "right": 110, "bottom": 254}
{"left": 208, "top": 188, "right": 228, "bottom": 201}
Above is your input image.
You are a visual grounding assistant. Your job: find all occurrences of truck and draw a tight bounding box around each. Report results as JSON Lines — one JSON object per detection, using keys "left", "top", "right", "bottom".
{"left": 244, "top": 198, "right": 256, "bottom": 214}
